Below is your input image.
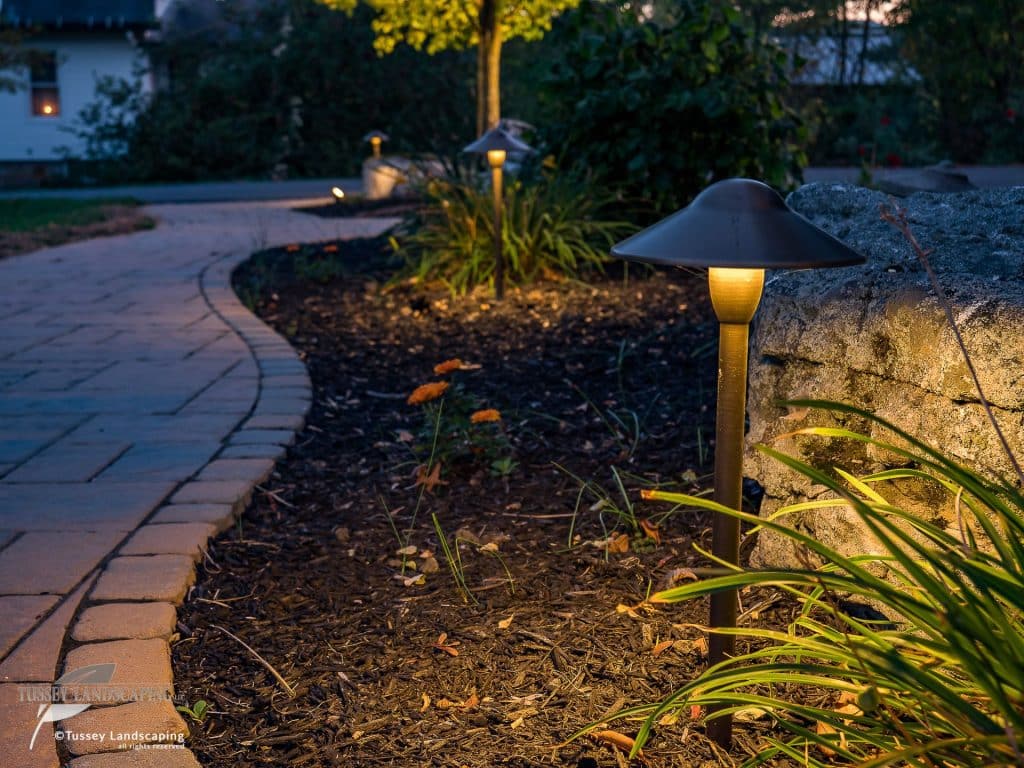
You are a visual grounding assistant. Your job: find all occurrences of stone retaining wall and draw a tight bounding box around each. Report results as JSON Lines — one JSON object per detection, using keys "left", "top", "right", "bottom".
{"left": 746, "top": 184, "right": 1024, "bottom": 566}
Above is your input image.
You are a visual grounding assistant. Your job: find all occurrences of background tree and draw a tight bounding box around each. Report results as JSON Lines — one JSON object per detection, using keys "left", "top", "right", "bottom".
{"left": 890, "top": 0, "right": 1024, "bottom": 161}
{"left": 320, "top": 0, "right": 579, "bottom": 135}
{"left": 541, "top": 0, "right": 808, "bottom": 216}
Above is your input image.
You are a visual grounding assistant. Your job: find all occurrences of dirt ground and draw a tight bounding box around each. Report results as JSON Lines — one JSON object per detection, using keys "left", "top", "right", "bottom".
{"left": 172, "top": 235, "right": 796, "bottom": 767}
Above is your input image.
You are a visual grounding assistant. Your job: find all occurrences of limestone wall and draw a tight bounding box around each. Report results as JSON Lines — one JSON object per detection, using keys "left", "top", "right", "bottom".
{"left": 746, "top": 184, "right": 1024, "bottom": 566}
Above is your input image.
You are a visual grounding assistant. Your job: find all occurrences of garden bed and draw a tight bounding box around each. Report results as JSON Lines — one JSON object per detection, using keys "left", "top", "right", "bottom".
{"left": 172, "top": 236, "right": 792, "bottom": 767}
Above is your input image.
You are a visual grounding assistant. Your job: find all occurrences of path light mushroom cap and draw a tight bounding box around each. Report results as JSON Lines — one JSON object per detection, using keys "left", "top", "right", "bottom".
{"left": 611, "top": 178, "right": 866, "bottom": 270}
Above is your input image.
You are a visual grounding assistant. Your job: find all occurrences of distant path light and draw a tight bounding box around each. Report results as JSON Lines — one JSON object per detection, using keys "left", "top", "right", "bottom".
{"left": 331, "top": 186, "right": 345, "bottom": 202}
{"left": 462, "top": 126, "right": 533, "bottom": 300}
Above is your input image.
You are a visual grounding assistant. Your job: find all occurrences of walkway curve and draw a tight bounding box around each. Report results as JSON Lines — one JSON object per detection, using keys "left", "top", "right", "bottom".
{"left": 0, "top": 201, "right": 397, "bottom": 768}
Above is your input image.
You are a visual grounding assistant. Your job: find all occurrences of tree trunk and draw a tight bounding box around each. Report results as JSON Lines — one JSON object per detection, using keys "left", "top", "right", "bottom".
{"left": 476, "top": 0, "right": 501, "bottom": 133}
{"left": 486, "top": 23, "right": 502, "bottom": 129}
{"left": 475, "top": 37, "right": 486, "bottom": 137}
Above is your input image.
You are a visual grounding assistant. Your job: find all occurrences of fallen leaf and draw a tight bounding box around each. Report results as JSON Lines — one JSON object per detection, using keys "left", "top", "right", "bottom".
{"left": 414, "top": 463, "right": 446, "bottom": 493}
{"left": 419, "top": 556, "right": 440, "bottom": 574}
{"left": 510, "top": 717, "right": 525, "bottom": 729}
{"left": 689, "top": 704, "right": 702, "bottom": 720}
{"left": 651, "top": 639, "right": 674, "bottom": 657}
{"left": 396, "top": 430, "right": 414, "bottom": 443}
{"left": 395, "top": 573, "right": 424, "bottom": 587}
{"left": 783, "top": 406, "right": 811, "bottom": 421}
{"left": 640, "top": 518, "right": 661, "bottom": 544}
{"left": 420, "top": 693, "right": 431, "bottom": 712}
{"left": 498, "top": 614, "right": 515, "bottom": 630}
{"left": 816, "top": 719, "right": 840, "bottom": 757}
{"left": 479, "top": 541, "right": 500, "bottom": 553}
{"left": 734, "top": 706, "right": 772, "bottom": 722}
{"left": 606, "top": 531, "right": 630, "bottom": 554}
{"left": 662, "top": 567, "right": 697, "bottom": 588}
{"left": 463, "top": 691, "right": 479, "bottom": 710}
{"left": 454, "top": 527, "right": 482, "bottom": 545}
{"left": 592, "top": 730, "right": 643, "bottom": 759}
{"left": 615, "top": 603, "right": 641, "bottom": 620}
{"left": 396, "top": 544, "right": 418, "bottom": 556}
{"left": 693, "top": 636, "right": 709, "bottom": 655}
{"left": 658, "top": 710, "right": 680, "bottom": 726}
{"left": 432, "top": 633, "right": 460, "bottom": 656}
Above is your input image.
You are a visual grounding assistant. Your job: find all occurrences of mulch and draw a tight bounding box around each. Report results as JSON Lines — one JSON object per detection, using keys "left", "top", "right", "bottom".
{"left": 171, "top": 234, "right": 797, "bottom": 767}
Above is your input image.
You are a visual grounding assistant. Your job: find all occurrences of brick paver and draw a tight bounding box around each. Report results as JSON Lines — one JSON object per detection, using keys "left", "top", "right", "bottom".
{"left": 0, "top": 200, "right": 397, "bottom": 765}
{"left": 72, "top": 603, "right": 177, "bottom": 642}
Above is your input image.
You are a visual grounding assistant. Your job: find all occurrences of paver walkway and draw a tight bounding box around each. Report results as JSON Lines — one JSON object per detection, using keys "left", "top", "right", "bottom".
{"left": 0, "top": 200, "right": 397, "bottom": 767}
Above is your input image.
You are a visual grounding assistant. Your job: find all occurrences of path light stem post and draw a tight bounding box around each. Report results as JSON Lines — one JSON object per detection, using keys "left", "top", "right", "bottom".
{"left": 706, "top": 267, "right": 763, "bottom": 746}
{"left": 463, "top": 126, "right": 532, "bottom": 300}
{"left": 610, "top": 179, "right": 864, "bottom": 751}
{"left": 488, "top": 149, "right": 506, "bottom": 299}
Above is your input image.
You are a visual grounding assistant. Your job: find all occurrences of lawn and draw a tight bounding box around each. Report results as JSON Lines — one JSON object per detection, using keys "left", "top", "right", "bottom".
{"left": 0, "top": 197, "right": 155, "bottom": 257}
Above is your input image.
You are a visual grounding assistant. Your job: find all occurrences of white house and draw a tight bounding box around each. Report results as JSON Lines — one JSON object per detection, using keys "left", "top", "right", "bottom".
{"left": 0, "top": 0, "right": 155, "bottom": 184}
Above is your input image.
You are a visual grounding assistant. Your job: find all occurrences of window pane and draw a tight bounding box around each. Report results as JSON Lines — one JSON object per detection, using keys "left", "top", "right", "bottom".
{"left": 31, "top": 87, "right": 60, "bottom": 117}
{"left": 30, "top": 53, "right": 57, "bottom": 84}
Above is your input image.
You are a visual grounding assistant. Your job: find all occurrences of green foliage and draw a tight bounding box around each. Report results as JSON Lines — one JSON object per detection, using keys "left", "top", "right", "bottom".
{"left": 893, "top": 0, "right": 1024, "bottom": 162}
{"left": 69, "top": 1, "right": 475, "bottom": 181}
{"left": 616, "top": 400, "right": 1024, "bottom": 766}
{"left": 541, "top": 0, "right": 807, "bottom": 216}
{"left": 322, "top": 0, "right": 580, "bottom": 54}
{"left": 175, "top": 699, "right": 208, "bottom": 723}
{"left": 393, "top": 168, "right": 634, "bottom": 296}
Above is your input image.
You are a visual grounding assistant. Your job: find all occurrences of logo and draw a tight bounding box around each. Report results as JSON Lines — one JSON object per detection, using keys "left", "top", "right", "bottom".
{"left": 27, "top": 663, "right": 116, "bottom": 750}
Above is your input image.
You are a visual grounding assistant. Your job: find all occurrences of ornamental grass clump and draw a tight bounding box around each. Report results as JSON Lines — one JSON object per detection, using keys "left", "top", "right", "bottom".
{"left": 392, "top": 168, "right": 635, "bottom": 296}
{"left": 618, "top": 400, "right": 1024, "bottom": 767}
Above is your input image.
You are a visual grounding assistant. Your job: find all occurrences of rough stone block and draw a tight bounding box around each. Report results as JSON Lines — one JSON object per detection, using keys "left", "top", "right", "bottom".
{"left": 748, "top": 184, "right": 1024, "bottom": 566}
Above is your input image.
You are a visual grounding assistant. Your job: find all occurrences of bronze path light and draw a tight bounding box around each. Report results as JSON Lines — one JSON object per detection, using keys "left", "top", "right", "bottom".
{"left": 611, "top": 178, "right": 864, "bottom": 748}
{"left": 363, "top": 130, "right": 389, "bottom": 159}
{"left": 463, "top": 126, "right": 532, "bottom": 300}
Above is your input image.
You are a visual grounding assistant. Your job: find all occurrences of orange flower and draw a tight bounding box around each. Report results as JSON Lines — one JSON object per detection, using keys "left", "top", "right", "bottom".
{"left": 407, "top": 381, "right": 448, "bottom": 405}
{"left": 285, "top": 244, "right": 300, "bottom": 252}
{"left": 470, "top": 409, "right": 501, "bottom": 424}
{"left": 433, "top": 358, "right": 464, "bottom": 375}
{"left": 323, "top": 244, "right": 339, "bottom": 253}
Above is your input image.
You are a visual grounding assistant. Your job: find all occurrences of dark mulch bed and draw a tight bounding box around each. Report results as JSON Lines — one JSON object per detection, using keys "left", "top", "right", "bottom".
{"left": 172, "top": 237, "right": 793, "bottom": 767}
{"left": 295, "top": 196, "right": 423, "bottom": 219}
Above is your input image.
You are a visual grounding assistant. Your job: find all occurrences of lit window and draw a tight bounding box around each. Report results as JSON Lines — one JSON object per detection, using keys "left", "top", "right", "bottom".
{"left": 30, "top": 53, "right": 59, "bottom": 118}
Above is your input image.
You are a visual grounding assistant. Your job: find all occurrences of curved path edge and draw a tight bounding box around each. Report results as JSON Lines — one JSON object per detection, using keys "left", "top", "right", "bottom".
{"left": 0, "top": 202, "right": 397, "bottom": 768}
{"left": 52, "top": 251, "right": 311, "bottom": 768}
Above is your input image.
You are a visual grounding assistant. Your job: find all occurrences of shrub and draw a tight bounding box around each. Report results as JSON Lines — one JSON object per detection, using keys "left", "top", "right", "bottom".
{"left": 540, "top": 0, "right": 807, "bottom": 217}
{"left": 392, "top": 167, "right": 635, "bottom": 295}
{"left": 622, "top": 400, "right": 1024, "bottom": 766}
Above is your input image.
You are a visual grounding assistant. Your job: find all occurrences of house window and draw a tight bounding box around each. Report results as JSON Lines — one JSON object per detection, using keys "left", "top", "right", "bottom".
{"left": 30, "top": 53, "right": 60, "bottom": 117}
